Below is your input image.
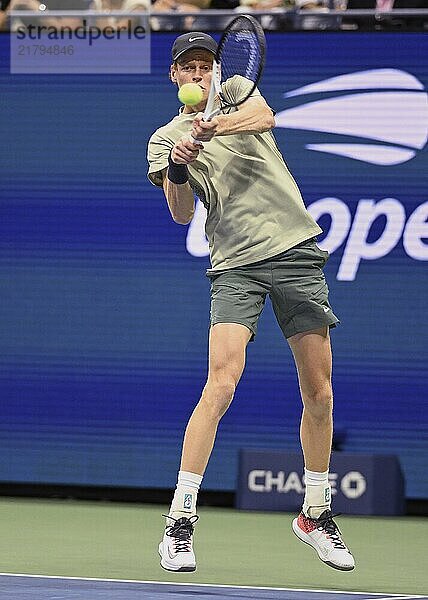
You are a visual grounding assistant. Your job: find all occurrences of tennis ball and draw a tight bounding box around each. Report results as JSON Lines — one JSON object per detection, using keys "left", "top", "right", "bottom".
{"left": 178, "top": 83, "right": 204, "bottom": 106}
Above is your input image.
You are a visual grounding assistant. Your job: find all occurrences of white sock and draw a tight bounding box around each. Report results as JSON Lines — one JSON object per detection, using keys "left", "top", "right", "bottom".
{"left": 169, "top": 470, "right": 203, "bottom": 520}
{"left": 303, "top": 468, "right": 331, "bottom": 519}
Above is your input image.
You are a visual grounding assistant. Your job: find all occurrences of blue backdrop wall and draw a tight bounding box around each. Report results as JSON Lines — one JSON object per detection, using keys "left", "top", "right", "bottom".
{"left": 0, "top": 32, "right": 427, "bottom": 498}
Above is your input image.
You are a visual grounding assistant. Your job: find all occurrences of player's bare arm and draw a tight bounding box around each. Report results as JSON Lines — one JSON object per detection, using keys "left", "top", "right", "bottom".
{"left": 162, "top": 137, "right": 200, "bottom": 225}
{"left": 163, "top": 170, "right": 195, "bottom": 225}
{"left": 190, "top": 96, "right": 275, "bottom": 141}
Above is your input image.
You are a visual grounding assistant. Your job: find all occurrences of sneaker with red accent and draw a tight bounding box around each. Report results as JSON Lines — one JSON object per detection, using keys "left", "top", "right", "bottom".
{"left": 292, "top": 510, "right": 355, "bottom": 571}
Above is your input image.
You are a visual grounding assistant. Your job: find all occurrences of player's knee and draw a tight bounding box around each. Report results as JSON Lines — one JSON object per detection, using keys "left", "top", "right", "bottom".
{"left": 303, "top": 387, "right": 333, "bottom": 422}
{"left": 201, "top": 378, "right": 236, "bottom": 420}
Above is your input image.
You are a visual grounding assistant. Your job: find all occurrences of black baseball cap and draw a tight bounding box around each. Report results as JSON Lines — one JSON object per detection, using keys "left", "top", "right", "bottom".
{"left": 172, "top": 32, "right": 217, "bottom": 63}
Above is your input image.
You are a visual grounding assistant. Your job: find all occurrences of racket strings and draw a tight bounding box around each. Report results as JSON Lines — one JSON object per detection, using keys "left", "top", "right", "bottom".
{"left": 220, "top": 29, "right": 263, "bottom": 85}
{"left": 201, "top": 15, "right": 265, "bottom": 119}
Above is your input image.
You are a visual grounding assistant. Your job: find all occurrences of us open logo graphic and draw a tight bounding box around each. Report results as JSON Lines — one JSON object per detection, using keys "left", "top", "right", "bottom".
{"left": 186, "top": 69, "right": 428, "bottom": 279}
{"left": 275, "top": 68, "right": 428, "bottom": 166}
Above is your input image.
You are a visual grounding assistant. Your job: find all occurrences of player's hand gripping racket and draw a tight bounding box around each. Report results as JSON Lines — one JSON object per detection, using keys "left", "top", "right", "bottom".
{"left": 189, "top": 14, "right": 266, "bottom": 145}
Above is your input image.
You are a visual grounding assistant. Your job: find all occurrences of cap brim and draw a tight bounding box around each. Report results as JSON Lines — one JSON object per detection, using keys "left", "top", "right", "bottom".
{"left": 174, "top": 45, "right": 216, "bottom": 62}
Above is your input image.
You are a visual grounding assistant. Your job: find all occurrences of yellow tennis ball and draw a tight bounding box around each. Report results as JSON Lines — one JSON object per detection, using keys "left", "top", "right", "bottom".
{"left": 178, "top": 83, "right": 204, "bottom": 106}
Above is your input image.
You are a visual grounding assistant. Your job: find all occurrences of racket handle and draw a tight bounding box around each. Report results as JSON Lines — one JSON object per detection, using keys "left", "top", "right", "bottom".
{"left": 189, "top": 135, "right": 203, "bottom": 147}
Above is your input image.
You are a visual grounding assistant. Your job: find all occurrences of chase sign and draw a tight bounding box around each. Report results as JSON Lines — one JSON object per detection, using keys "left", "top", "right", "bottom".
{"left": 236, "top": 450, "right": 404, "bottom": 516}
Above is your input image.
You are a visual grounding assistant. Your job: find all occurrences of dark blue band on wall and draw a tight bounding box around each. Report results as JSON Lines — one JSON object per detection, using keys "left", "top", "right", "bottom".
{"left": 0, "top": 32, "right": 427, "bottom": 499}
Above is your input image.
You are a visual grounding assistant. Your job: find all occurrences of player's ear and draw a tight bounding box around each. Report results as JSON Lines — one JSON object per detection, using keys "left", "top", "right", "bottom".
{"left": 170, "top": 63, "right": 178, "bottom": 84}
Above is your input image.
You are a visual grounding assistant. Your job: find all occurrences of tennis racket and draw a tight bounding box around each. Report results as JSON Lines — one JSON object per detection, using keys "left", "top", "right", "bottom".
{"left": 189, "top": 14, "right": 266, "bottom": 144}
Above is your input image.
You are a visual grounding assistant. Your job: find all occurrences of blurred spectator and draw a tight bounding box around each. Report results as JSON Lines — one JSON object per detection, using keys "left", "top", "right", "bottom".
{"left": 296, "top": 0, "right": 327, "bottom": 5}
{"left": 238, "top": 0, "right": 288, "bottom": 31}
{"left": 238, "top": 0, "right": 283, "bottom": 9}
{"left": 91, "top": 0, "right": 149, "bottom": 29}
{"left": 345, "top": 0, "right": 428, "bottom": 30}
{"left": 10, "top": 0, "right": 89, "bottom": 30}
{"left": 151, "top": 0, "right": 218, "bottom": 32}
{"left": 0, "top": 0, "right": 11, "bottom": 30}
{"left": 293, "top": 0, "right": 341, "bottom": 29}
{"left": 347, "top": 0, "right": 426, "bottom": 7}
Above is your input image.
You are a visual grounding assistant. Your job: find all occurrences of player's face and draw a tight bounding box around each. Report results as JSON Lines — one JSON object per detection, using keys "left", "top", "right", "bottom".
{"left": 170, "top": 50, "right": 214, "bottom": 106}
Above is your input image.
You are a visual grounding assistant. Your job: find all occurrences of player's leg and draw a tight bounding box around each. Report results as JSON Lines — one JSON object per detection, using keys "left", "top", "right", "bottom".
{"left": 159, "top": 322, "right": 252, "bottom": 572}
{"left": 269, "top": 240, "right": 354, "bottom": 570}
{"left": 180, "top": 322, "right": 252, "bottom": 476}
{"left": 288, "top": 327, "right": 333, "bottom": 513}
{"left": 270, "top": 240, "right": 337, "bottom": 518}
{"left": 288, "top": 327, "right": 354, "bottom": 571}
{"left": 159, "top": 266, "right": 267, "bottom": 572}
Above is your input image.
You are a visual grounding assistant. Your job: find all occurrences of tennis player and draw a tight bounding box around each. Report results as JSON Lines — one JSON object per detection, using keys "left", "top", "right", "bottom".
{"left": 147, "top": 32, "right": 355, "bottom": 573}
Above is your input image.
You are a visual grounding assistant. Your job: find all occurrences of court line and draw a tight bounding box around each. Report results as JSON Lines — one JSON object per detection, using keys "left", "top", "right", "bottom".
{"left": 0, "top": 573, "right": 424, "bottom": 598}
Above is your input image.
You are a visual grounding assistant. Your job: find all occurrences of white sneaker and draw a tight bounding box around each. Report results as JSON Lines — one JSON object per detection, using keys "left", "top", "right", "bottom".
{"left": 158, "top": 514, "right": 199, "bottom": 572}
{"left": 292, "top": 510, "right": 355, "bottom": 571}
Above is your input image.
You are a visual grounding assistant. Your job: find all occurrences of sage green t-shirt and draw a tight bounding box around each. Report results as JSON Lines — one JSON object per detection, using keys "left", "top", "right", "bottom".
{"left": 147, "top": 76, "right": 321, "bottom": 272}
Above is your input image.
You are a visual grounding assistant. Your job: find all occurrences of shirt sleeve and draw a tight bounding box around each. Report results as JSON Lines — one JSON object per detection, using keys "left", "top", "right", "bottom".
{"left": 147, "top": 131, "right": 172, "bottom": 188}
{"left": 221, "top": 75, "right": 262, "bottom": 106}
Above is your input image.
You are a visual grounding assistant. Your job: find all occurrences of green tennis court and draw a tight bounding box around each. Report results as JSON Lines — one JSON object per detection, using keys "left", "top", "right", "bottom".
{"left": 0, "top": 498, "right": 426, "bottom": 596}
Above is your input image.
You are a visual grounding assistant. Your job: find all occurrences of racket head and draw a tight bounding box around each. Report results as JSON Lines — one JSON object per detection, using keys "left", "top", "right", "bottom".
{"left": 203, "top": 15, "right": 266, "bottom": 122}
{"left": 215, "top": 15, "right": 266, "bottom": 109}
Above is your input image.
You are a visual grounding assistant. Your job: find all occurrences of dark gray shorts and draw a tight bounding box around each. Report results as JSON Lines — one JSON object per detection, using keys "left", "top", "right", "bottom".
{"left": 207, "top": 238, "right": 339, "bottom": 340}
